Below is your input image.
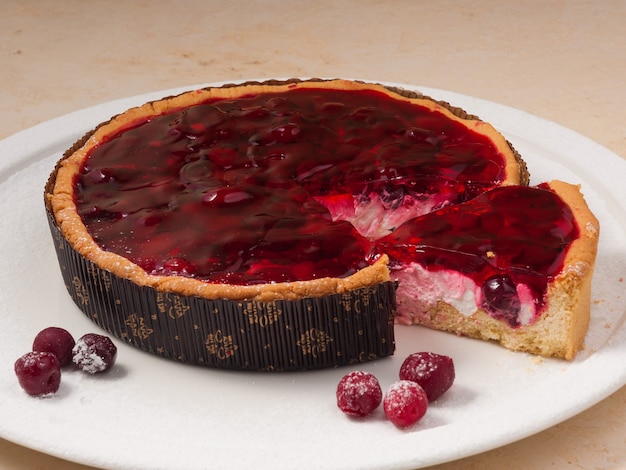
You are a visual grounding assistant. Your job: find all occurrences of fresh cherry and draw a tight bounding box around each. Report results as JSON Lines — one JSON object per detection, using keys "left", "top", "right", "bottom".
{"left": 72, "top": 333, "right": 117, "bottom": 374}
{"left": 14, "top": 351, "right": 61, "bottom": 397}
{"left": 399, "top": 352, "right": 455, "bottom": 401}
{"left": 383, "top": 380, "right": 428, "bottom": 428}
{"left": 32, "top": 326, "right": 75, "bottom": 367}
{"left": 336, "top": 371, "right": 382, "bottom": 417}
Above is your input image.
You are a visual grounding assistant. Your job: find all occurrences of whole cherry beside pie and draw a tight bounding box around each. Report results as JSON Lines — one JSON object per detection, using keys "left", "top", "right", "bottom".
{"left": 14, "top": 351, "right": 61, "bottom": 397}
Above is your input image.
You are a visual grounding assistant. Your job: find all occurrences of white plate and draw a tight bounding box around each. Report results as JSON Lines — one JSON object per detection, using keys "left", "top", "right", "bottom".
{"left": 1, "top": 82, "right": 625, "bottom": 470}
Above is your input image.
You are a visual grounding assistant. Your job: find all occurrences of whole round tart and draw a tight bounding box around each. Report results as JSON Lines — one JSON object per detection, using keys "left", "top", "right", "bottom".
{"left": 45, "top": 78, "right": 596, "bottom": 369}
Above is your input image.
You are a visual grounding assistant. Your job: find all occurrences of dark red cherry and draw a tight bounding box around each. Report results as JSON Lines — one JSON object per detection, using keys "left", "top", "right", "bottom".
{"left": 336, "top": 371, "right": 382, "bottom": 417}
{"left": 482, "top": 274, "right": 521, "bottom": 326}
{"left": 383, "top": 380, "right": 428, "bottom": 428}
{"left": 14, "top": 351, "right": 61, "bottom": 397}
{"left": 271, "top": 123, "right": 301, "bottom": 143}
{"left": 32, "top": 327, "right": 75, "bottom": 367}
{"left": 201, "top": 187, "right": 254, "bottom": 207}
{"left": 72, "top": 333, "right": 117, "bottom": 374}
{"left": 159, "top": 257, "right": 196, "bottom": 276}
{"left": 399, "top": 352, "right": 455, "bottom": 401}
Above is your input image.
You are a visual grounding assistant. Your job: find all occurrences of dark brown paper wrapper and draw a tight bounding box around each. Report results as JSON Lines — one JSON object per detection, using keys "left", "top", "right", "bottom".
{"left": 45, "top": 210, "right": 396, "bottom": 371}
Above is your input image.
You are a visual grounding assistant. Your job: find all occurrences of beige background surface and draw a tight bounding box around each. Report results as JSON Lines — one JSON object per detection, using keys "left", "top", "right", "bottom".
{"left": 1, "top": 1, "right": 625, "bottom": 469}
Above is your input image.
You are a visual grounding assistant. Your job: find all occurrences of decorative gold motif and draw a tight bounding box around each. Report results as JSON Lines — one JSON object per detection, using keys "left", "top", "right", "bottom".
{"left": 125, "top": 313, "right": 154, "bottom": 340}
{"left": 71, "top": 276, "right": 89, "bottom": 305}
{"left": 361, "top": 289, "right": 372, "bottom": 307}
{"left": 340, "top": 293, "right": 353, "bottom": 312}
{"left": 359, "top": 352, "right": 380, "bottom": 362}
{"left": 156, "top": 292, "right": 190, "bottom": 319}
{"left": 205, "top": 330, "right": 238, "bottom": 360}
{"left": 86, "top": 264, "right": 112, "bottom": 292}
{"left": 241, "top": 301, "right": 282, "bottom": 327}
{"left": 297, "top": 328, "right": 333, "bottom": 358}
{"left": 340, "top": 289, "right": 374, "bottom": 314}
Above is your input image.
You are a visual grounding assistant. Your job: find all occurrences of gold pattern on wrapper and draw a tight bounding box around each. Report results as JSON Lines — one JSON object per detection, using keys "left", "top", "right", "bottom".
{"left": 206, "top": 330, "right": 239, "bottom": 360}
{"left": 71, "top": 276, "right": 89, "bottom": 305}
{"left": 125, "top": 313, "right": 154, "bottom": 340}
{"left": 241, "top": 301, "right": 283, "bottom": 327}
{"left": 156, "top": 292, "right": 191, "bottom": 319}
{"left": 341, "top": 289, "right": 372, "bottom": 313}
{"left": 86, "top": 264, "right": 112, "bottom": 292}
{"left": 297, "top": 328, "right": 333, "bottom": 358}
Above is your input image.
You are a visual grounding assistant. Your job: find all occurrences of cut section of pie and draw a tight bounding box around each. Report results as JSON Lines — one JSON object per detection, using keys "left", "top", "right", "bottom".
{"left": 377, "top": 180, "right": 598, "bottom": 360}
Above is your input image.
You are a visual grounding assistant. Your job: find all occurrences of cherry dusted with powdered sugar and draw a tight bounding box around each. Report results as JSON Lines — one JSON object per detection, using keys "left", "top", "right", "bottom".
{"left": 336, "top": 370, "right": 383, "bottom": 417}
{"left": 72, "top": 333, "right": 117, "bottom": 374}
{"left": 399, "top": 352, "right": 455, "bottom": 401}
{"left": 383, "top": 380, "right": 428, "bottom": 428}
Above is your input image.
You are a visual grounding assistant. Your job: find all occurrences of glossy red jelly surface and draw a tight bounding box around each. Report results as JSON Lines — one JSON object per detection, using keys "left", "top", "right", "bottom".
{"left": 376, "top": 184, "right": 580, "bottom": 325}
{"left": 75, "top": 87, "right": 511, "bottom": 284}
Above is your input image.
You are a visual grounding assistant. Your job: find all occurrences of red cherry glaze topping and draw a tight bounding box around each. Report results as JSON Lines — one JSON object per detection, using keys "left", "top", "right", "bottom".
{"left": 377, "top": 183, "right": 579, "bottom": 325}
{"left": 74, "top": 87, "right": 508, "bottom": 285}
{"left": 72, "top": 86, "right": 578, "bottom": 326}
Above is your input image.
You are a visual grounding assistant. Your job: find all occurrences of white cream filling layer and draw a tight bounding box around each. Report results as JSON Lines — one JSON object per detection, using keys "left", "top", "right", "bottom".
{"left": 316, "top": 193, "right": 449, "bottom": 239}
{"left": 392, "top": 262, "right": 537, "bottom": 326}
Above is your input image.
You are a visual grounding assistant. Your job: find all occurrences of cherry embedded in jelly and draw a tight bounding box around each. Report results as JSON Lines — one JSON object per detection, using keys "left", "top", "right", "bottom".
{"left": 271, "top": 123, "right": 301, "bottom": 143}
{"left": 201, "top": 187, "right": 254, "bottom": 206}
{"left": 482, "top": 274, "right": 521, "bottom": 326}
{"left": 159, "top": 257, "right": 196, "bottom": 276}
